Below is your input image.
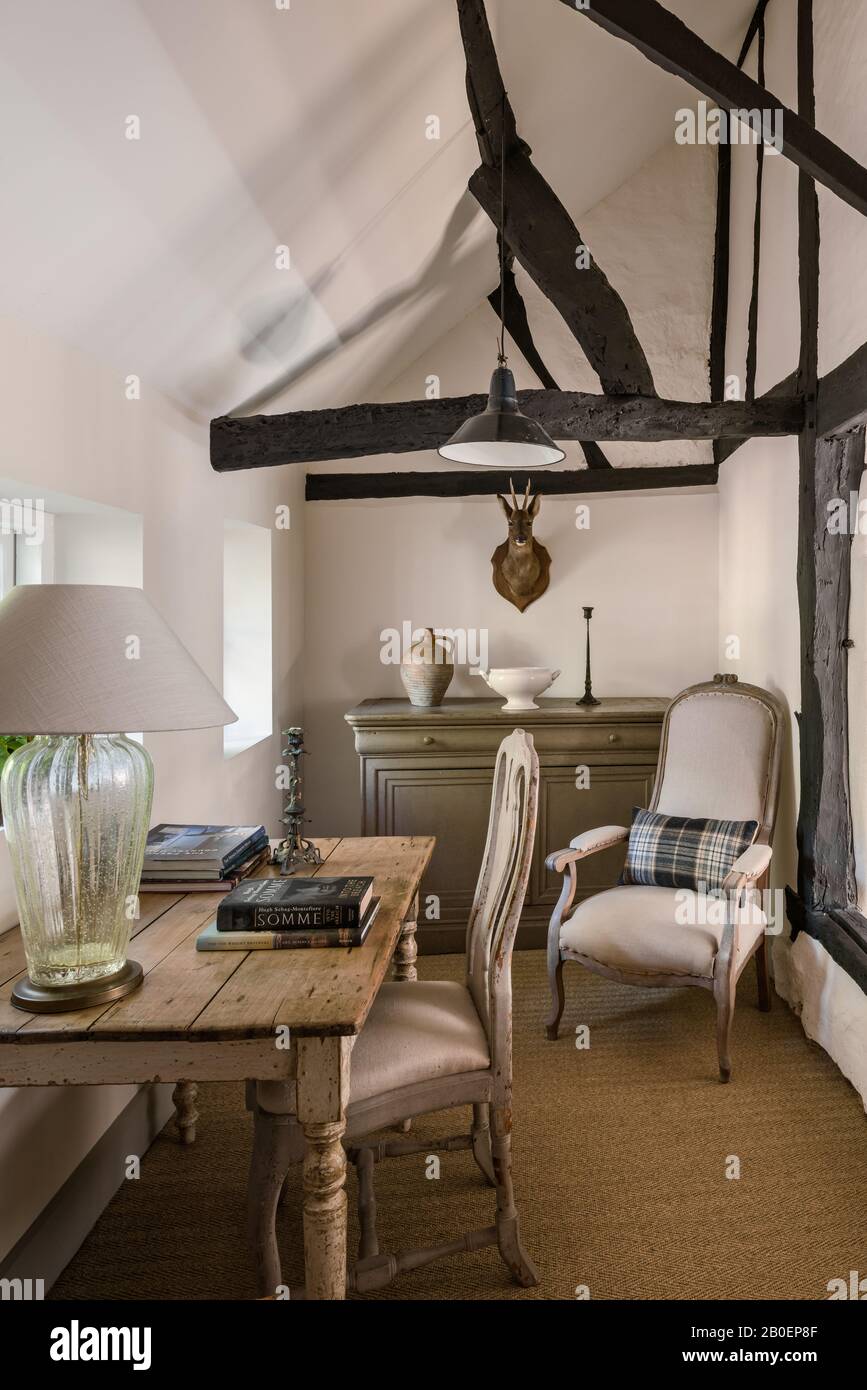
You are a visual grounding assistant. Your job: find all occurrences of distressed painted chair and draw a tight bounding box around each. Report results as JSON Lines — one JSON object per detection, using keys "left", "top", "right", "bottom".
{"left": 247, "top": 727, "right": 540, "bottom": 1297}
{"left": 545, "top": 676, "right": 784, "bottom": 1082}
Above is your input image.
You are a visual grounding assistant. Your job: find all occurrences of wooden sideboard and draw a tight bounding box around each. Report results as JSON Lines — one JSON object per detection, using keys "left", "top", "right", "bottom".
{"left": 345, "top": 696, "right": 669, "bottom": 951}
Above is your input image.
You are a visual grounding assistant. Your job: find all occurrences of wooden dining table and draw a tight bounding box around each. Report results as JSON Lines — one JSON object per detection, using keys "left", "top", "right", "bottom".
{"left": 0, "top": 834, "right": 435, "bottom": 1300}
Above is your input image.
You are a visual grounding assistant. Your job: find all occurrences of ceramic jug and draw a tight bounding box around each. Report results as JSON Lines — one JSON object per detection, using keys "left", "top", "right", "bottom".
{"left": 399, "top": 628, "right": 454, "bottom": 708}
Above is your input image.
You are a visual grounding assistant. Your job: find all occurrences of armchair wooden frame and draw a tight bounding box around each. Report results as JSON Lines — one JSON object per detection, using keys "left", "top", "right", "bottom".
{"left": 544, "top": 676, "right": 785, "bottom": 1082}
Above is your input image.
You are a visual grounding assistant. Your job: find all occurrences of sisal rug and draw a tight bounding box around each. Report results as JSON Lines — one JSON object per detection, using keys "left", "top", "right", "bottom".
{"left": 50, "top": 950, "right": 867, "bottom": 1301}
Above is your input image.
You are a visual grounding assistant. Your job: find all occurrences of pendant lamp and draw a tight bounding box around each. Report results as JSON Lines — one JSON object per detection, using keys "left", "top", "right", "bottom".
{"left": 438, "top": 95, "right": 565, "bottom": 470}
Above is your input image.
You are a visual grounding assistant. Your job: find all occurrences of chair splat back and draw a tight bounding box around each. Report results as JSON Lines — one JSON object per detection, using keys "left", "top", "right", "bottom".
{"left": 466, "top": 729, "right": 539, "bottom": 1050}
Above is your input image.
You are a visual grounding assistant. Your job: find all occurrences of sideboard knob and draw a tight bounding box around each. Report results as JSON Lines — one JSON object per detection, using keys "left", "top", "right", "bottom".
{"left": 423, "top": 735, "right": 434, "bottom": 745}
{"left": 608, "top": 733, "right": 618, "bottom": 743}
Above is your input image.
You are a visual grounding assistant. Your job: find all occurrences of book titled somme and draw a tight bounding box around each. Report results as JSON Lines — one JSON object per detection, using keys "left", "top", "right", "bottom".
{"left": 218, "top": 875, "right": 374, "bottom": 932}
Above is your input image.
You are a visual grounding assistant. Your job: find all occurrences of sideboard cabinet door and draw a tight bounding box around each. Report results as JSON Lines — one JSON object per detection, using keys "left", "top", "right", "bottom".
{"left": 368, "top": 763, "right": 493, "bottom": 933}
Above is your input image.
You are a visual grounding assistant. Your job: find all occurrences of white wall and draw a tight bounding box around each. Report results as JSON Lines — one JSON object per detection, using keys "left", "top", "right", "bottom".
{"left": 719, "top": 0, "right": 867, "bottom": 1107}
{"left": 304, "top": 481, "right": 718, "bottom": 838}
{"left": 303, "top": 136, "right": 721, "bottom": 836}
{"left": 0, "top": 311, "right": 304, "bottom": 1260}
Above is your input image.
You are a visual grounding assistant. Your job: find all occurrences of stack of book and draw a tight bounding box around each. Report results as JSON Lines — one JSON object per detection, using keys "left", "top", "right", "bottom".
{"left": 196, "top": 875, "right": 379, "bottom": 950}
{"left": 140, "top": 824, "right": 271, "bottom": 892}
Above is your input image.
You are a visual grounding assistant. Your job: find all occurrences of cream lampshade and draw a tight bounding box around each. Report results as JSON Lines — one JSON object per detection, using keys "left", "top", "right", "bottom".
{"left": 0, "top": 585, "right": 237, "bottom": 1011}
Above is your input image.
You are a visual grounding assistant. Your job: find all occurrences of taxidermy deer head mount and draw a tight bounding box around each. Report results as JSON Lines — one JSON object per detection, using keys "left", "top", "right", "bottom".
{"left": 492, "top": 478, "right": 552, "bottom": 613}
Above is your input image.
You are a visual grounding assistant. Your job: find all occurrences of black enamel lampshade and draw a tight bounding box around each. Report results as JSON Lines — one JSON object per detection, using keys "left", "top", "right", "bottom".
{"left": 438, "top": 365, "right": 565, "bottom": 468}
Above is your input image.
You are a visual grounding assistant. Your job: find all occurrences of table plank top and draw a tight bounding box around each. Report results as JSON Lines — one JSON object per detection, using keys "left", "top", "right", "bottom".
{"left": 0, "top": 836, "right": 434, "bottom": 1045}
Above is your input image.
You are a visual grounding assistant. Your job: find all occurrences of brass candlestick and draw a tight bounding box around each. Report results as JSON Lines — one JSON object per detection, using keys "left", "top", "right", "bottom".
{"left": 577, "top": 606, "right": 600, "bottom": 707}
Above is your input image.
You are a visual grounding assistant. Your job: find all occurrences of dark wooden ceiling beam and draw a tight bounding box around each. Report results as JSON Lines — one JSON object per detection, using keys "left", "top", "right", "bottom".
{"left": 711, "top": 336, "right": 867, "bottom": 460}
{"left": 715, "top": 370, "right": 799, "bottom": 463}
{"left": 305, "top": 464, "right": 718, "bottom": 502}
{"left": 210, "top": 391, "right": 803, "bottom": 471}
{"left": 457, "top": 0, "right": 655, "bottom": 396}
{"left": 562, "top": 0, "right": 867, "bottom": 219}
{"left": 817, "top": 340, "right": 867, "bottom": 437}
{"left": 736, "top": 0, "right": 771, "bottom": 69}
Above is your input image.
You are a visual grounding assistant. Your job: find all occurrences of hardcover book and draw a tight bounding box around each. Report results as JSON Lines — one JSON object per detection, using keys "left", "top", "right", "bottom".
{"left": 197, "top": 900, "right": 380, "bottom": 951}
{"left": 216, "top": 874, "right": 374, "bottom": 932}
{"left": 144, "top": 824, "right": 268, "bottom": 872}
{"left": 139, "top": 845, "right": 273, "bottom": 893}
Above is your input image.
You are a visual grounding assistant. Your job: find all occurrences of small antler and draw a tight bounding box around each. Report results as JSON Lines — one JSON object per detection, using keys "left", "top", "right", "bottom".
{"left": 523, "top": 478, "right": 531, "bottom": 510}
{"left": 509, "top": 476, "right": 518, "bottom": 510}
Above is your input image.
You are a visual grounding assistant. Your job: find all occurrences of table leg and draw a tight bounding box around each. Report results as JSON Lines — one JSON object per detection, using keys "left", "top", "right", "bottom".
{"left": 296, "top": 1035, "right": 352, "bottom": 1300}
{"left": 172, "top": 1080, "right": 198, "bottom": 1145}
{"left": 393, "top": 892, "right": 419, "bottom": 983}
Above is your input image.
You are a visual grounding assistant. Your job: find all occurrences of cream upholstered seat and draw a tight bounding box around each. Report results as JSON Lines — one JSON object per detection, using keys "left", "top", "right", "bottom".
{"left": 559, "top": 885, "right": 766, "bottom": 982}
{"left": 545, "top": 676, "right": 784, "bottom": 1082}
{"left": 349, "top": 980, "right": 490, "bottom": 1104}
{"left": 247, "top": 729, "right": 540, "bottom": 1297}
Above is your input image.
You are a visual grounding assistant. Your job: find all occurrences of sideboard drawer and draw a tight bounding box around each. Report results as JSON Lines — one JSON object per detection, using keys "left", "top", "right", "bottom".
{"left": 351, "top": 721, "right": 663, "bottom": 758}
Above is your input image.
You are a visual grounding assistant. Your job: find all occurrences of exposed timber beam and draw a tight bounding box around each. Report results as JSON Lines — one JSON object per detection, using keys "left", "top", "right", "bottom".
{"left": 488, "top": 245, "right": 558, "bottom": 391}
{"left": 787, "top": 0, "right": 867, "bottom": 993}
{"left": 736, "top": 0, "right": 771, "bottom": 69}
{"left": 793, "top": 0, "right": 861, "bottom": 916}
{"left": 562, "top": 0, "right": 867, "bottom": 219}
{"left": 305, "top": 464, "right": 718, "bottom": 502}
{"left": 458, "top": 0, "right": 655, "bottom": 396}
{"left": 710, "top": 1, "right": 772, "bottom": 463}
{"left": 715, "top": 371, "right": 799, "bottom": 463}
{"left": 745, "top": 13, "right": 767, "bottom": 404}
{"left": 210, "top": 392, "right": 803, "bottom": 471}
{"left": 786, "top": 894, "right": 867, "bottom": 995}
{"left": 489, "top": 241, "right": 612, "bottom": 469}
{"left": 817, "top": 340, "right": 867, "bottom": 437}
{"left": 709, "top": 141, "right": 731, "bottom": 411}
{"left": 718, "top": 339, "right": 867, "bottom": 454}
{"left": 795, "top": 427, "right": 864, "bottom": 910}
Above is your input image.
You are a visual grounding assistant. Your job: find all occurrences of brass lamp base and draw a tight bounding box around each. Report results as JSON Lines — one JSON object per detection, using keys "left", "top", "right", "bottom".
{"left": 11, "top": 959, "right": 143, "bottom": 1013}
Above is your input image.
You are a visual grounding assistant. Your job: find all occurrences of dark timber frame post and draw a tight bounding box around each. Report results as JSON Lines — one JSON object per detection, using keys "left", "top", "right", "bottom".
{"left": 784, "top": 0, "right": 867, "bottom": 992}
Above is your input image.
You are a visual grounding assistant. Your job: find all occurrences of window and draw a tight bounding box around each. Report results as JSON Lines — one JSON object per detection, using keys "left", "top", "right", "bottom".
{"left": 223, "top": 520, "right": 273, "bottom": 757}
{"left": 0, "top": 484, "right": 141, "bottom": 592}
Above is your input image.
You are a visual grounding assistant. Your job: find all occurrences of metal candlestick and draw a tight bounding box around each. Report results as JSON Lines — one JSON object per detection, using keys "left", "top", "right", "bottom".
{"left": 273, "top": 726, "right": 323, "bottom": 875}
{"left": 577, "top": 606, "right": 600, "bottom": 706}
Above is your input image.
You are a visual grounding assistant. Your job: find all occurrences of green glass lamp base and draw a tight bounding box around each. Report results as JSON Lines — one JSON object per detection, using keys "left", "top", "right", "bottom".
{"left": 11, "top": 959, "right": 144, "bottom": 1013}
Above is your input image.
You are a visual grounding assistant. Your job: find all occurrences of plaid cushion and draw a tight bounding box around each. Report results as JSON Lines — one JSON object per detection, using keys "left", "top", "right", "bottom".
{"left": 621, "top": 808, "right": 758, "bottom": 891}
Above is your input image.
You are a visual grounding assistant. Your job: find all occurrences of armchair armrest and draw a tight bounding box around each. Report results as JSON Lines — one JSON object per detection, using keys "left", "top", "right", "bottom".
{"left": 545, "top": 825, "right": 629, "bottom": 875}
{"left": 721, "top": 843, "right": 772, "bottom": 892}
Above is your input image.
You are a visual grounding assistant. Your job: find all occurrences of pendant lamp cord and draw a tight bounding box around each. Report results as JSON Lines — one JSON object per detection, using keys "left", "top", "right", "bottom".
{"left": 498, "top": 91, "right": 507, "bottom": 366}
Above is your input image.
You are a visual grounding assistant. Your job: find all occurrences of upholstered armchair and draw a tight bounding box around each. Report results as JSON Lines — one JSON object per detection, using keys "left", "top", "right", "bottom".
{"left": 545, "top": 676, "right": 784, "bottom": 1082}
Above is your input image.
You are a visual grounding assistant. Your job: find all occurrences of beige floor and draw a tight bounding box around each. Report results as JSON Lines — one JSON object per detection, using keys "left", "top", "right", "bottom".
{"left": 51, "top": 949, "right": 867, "bottom": 1301}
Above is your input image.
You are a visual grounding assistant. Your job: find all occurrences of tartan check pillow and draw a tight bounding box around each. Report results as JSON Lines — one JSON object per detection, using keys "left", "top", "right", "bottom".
{"left": 621, "top": 808, "right": 758, "bottom": 891}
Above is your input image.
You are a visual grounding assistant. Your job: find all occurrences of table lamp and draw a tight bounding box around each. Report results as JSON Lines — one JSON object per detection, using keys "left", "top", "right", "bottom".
{"left": 0, "top": 584, "right": 237, "bottom": 1012}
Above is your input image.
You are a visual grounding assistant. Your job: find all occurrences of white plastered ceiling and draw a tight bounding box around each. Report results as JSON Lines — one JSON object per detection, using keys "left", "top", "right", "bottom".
{"left": 0, "top": 0, "right": 757, "bottom": 422}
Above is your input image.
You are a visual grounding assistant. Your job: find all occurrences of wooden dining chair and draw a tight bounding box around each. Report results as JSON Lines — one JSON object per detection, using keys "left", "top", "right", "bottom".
{"left": 247, "top": 727, "right": 540, "bottom": 1297}
{"left": 545, "top": 676, "right": 784, "bottom": 1082}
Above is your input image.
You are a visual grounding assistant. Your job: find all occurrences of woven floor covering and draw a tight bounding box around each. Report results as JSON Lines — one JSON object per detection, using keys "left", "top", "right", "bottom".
{"left": 51, "top": 949, "right": 867, "bottom": 1301}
